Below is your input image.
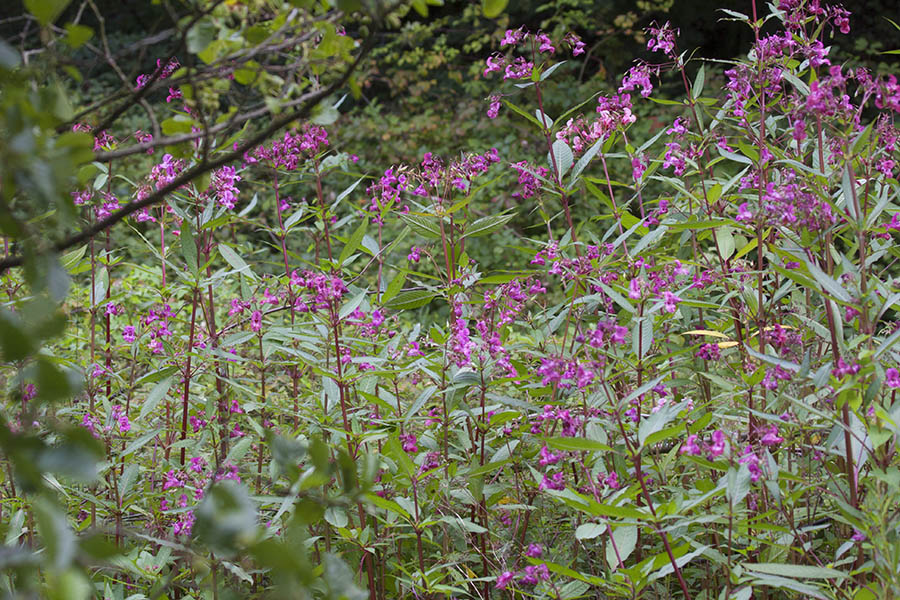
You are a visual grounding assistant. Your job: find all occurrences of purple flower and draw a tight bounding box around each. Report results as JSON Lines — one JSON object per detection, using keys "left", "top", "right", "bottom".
{"left": 885, "top": 368, "right": 900, "bottom": 388}
{"left": 662, "top": 291, "right": 682, "bottom": 313}
{"left": 407, "top": 246, "right": 421, "bottom": 263}
{"left": 696, "top": 343, "right": 721, "bottom": 361}
{"left": 487, "top": 95, "right": 501, "bottom": 119}
{"left": 707, "top": 430, "right": 725, "bottom": 458}
{"left": 525, "top": 543, "right": 543, "bottom": 558}
{"left": 400, "top": 433, "right": 418, "bottom": 453}
{"left": 738, "top": 446, "right": 762, "bottom": 482}
{"left": 122, "top": 325, "right": 136, "bottom": 343}
{"left": 495, "top": 571, "right": 515, "bottom": 590}
{"left": 760, "top": 424, "right": 783, "bottom": 446}
{"left": 680, "top": 434, "right": 702, "bottom": 455}
{"left": 500, "top": 27, "right": 527, "bottom": 48}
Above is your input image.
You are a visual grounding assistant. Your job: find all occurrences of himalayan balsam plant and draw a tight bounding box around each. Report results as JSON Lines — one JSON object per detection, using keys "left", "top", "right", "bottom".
{"left": 3, "top": 0, "right": 900, "bottom": 599}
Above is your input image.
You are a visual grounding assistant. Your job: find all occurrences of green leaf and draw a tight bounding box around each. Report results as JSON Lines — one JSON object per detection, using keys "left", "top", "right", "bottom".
{"left": 64, "top": 23, "right": 93, "bottom": 48}
{"left": 365, "top": 492, "right": 411, "bottom": 519}
{"left": 638, "top": 401, "right": 682, "bottom": 447}
{"left": 24, "top": 0, "right": 71, "bottom": 25}
{"left": 551, "top": 139, "right": 574, "bottom": 179}
{"left": 463, "top": 213, "right": 516, "bottom": 238}
{"left": 803, "top": 258, "right": 851, "bottom": 303}
{"left": 744, "top": 563, "right": 847, "bottom": 579}
{"left": 338, "top": 289, "right": 367, "bottom": 319}
{"left": 384, "top": 290, "right": 436, "bottom": 310}
{"left": 381, "top": 271, "right": 407, "bottom": 304}
{"left": 338, "top": 219, "right": 368, "bottom": 266}
{"left": 140, "top": 377, "right": 173, "bottom": 420}
{"left": 121, "top": 429, "right": 162, "bottom": 458}
{"left": 0, "top": 308, "right": 33, "bottom": 361}
{"left": 187, "top": 17, "right": 217, "bottom": 56}
{"left": 181, "top": 223, "right": 199, "bottom": 278}
{"left": 545, "top": 437, "right": 611, "bottom": 453}
{"left": 540, "top": 61, "right": 568, "bottom": 82}
{"left": 575, "top": 522, "right": 605, "bottom": 540}
{"left": 691, "top": 64, "right": 706, "bottom": 99}
{"left": 725, "top": 465, "right": 751, "bottom": 506}
{"left": 219, "top": 244, "right": 256, "bottom": 280}
{"left": 194, "top": 481, "right": 257, "bottom": 555}
{"left": 569, "top": 138, "right": 603, "bottom": 186}
{"left": 399, "top": 213, "right": 442, "bottom": 239}
{"left": 606, "top": 525, "right": 637, "bottom": 567}
{"left": 405, "top": 385, "right": 436, "bottom": 424}
{"left": 0, "top": 40, "right": 21, "bottom": 68}
{"left": 483, "top": 0, "right": 509, "bottom": 18}
{"left": 502, "top": 99, "right": 544, "bottom": 129}
{"left": 33, "top": 498, "right": 76, "bottom": 570}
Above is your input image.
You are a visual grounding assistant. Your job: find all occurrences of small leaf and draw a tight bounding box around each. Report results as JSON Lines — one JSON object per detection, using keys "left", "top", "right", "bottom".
{"left": 140, "top": 377, "right": 173, "bottom": 420}
{"left": 381, "top": 271, "right": 407, "bottom": 304}
{"left": 545, "top": 437, "right": 611, "bottom": 453}
{"left": 384, "top": 290, "right": 436, "bottom": 310}
{"left": 338, "top": 219, "right": 368, "bottom": 265}
{"left": 483, "top": 0, "right": 509, "bottom": 18}
{"left": 551, "top": 139, "right": 574, "bottom": 179}
{"left": 744, "top": 563, "right": 847, "bottom": 579}
{"left": 606, "top": 525, "right": 637, "bottom": 568}
{"left": 691, "top": 64, "right": 706, "bottom": 99}
{"left": 399, "top": 213, "right": 442, "bottom": 239}
{"left": 575, "top": 522, "right": 605, "bottom": 540}
{"left": 464, "top": 213, "right": 515, "bottom": 238}
{"left": 24, "top": 0, "right": 71, "bottom": 25}
{"left": 219, "top": 245, "right": 256, "bottom": 280}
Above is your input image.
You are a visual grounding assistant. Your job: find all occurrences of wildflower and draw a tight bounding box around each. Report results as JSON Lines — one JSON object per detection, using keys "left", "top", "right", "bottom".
{"left": 503, "top": 57, "right": 534, "bottom": 81}
{"left": 495, "top": 571, "right": 515, "bottom": 590}
{"left": 662, "top": 291, "right": 682, "bottom": 313}
{"left": 483, "top": 54, "right": 504, "bottom": 77}
{"left": 707, "top": 430, "right": 725, "bottom": 458}
{"left": 680, "top": 434, "right": 702, "bottom": 455}
{"left": 736, "top": 203, "right": 753, "bottom": 222}
{"left": 564, "top": 32, "right": 585, "bottom": 56}
{"left": 500, "top": 27, "right": 527, "bottom": 48}
{"left": 212, "top": 165, "right": 241, "bottom": 210}
{"left": 173, "top": 511, "right": 195, "bottom": 536}
{"left": 646, "top": 21, "right": 677, "bottom": 57}
{"left": 400, "top": 433, "right": 418, "bottom": 453}
{"left": 407, "top": 247, "right": 421, "bottom": 263}
{"left": 696, "top": 343, "right": 721, "bottom": 361}
{"left": 603, "top": 472, "right": 620, "bottom": 489}
{"left": 536, "top": 33, "right": 555, "bottom": 54}
{"left": 520, "top": 563, "right": 550, "bottom": 585}
{"left": 123, "top": 325, "right": 136, "bottom": 343}
{"left": 487, "top": 95, "right": 501, "bottom": 119}
{"left": 885, "top": 368, "right": 900, "bottom": 388}
{"left": 760, "top": 424, "right": 783, "bottom": 446}
{"left": 526, "top": 543, "right": 543, "bottom": 558}
{"left": 250, "top": 310, "right": 262, "bottom": 332}
{"left": 539, "top": 471, "right": 566, "bottom": 491}
{"left": 538, "top": 445, "right": 560, "bottom": 466}
{"left": 163, "top": 469, "right": 183, "bottom": 490}
{"left": 738, "top": 446, "right": 762, "bottom": 482}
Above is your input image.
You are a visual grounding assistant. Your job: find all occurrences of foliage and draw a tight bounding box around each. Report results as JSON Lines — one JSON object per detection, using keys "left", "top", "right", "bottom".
{"left": 3, "top": 0, "right": 900, "bottom": 599}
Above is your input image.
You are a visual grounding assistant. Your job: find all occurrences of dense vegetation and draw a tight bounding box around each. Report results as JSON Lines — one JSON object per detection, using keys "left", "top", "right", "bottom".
{"left": 2, "top": 0, "right": 900, "bottom": 598}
